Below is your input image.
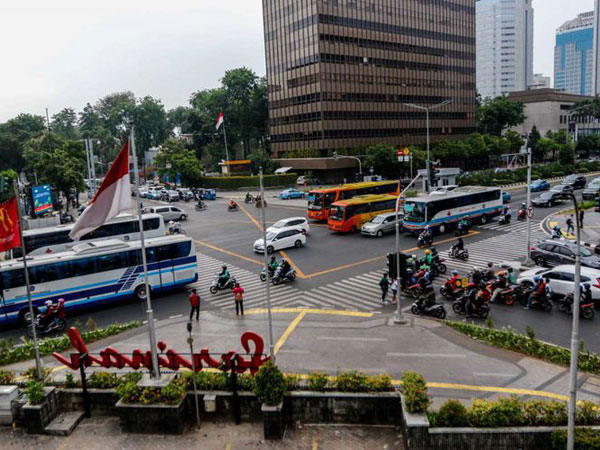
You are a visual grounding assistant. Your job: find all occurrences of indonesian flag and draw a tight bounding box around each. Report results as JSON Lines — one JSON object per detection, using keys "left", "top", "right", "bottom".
{"left": 0, "top": 197, "right": 20, "bottom": 252}
{"left": 69, "top": 141, "right": 131, "bottom": 240}
{"left": 215, "top": 111, "right": 224, "bottom": 130}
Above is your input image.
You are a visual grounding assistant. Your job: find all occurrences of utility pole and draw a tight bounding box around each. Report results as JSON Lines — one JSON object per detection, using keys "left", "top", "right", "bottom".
{"left": 259, "top": 168, "right": 275, "bottom": 359}
{"left": 526, "top": 149, "right": 532, "bottom": 263}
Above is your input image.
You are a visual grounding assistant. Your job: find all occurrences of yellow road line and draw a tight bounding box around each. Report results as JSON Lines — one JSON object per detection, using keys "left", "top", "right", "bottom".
{"left": 312, "top": 438, "right": 318, "bottom": 450}
{"left": 194, "top": 240, "right": 263, "bottom": 266}
{"left": 238, "top": 203, "right": 263, "bottom": 231}
{"left": 306, "top": 255, "right": 385, "bottom": 278}
{"left": 424, "top": 381, "right": 569, "bottom": 402}
{"left": 225, "top": 444, "right": 231, "bottom": 450}
{"left": 243, "top": 307, "right": 373, "bottom": 317}
{"left": 278, "top": 250, "right": 307, "bottom": 279}
{"left": 402, "top": 231, "right": 480, "bottom": 254}
{"left": 274, "top": 311, "right": 306, "bottom": 355}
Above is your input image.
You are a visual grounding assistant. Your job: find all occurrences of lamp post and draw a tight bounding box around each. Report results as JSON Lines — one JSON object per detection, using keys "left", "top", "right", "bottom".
{"left": 186, "top": 322, "right": 201, "bottom": 429}
{"left": 567, "top": 192, "right": 582, "bottom": 450}
{"left": 404, "top": 99, "right": 453, "bottom": 192}
{"left": 333, "top": 152, "right": 362, "bottom": 179}
{"left": 259, "top": 168, "right": 275, "bottom": 360}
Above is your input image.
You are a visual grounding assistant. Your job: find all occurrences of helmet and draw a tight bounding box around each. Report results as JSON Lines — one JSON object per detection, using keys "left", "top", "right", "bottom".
{"left": 270, "top": 256, "right": 276, "bottom": 261}
{"left": 425, "top": 225, "right": 430, "bottom": 230}
{"left": 508, "top": 267, "right": 513, "bottom": 273}
{"left": 584, "top": 283, "right": 591, "bottom": 289}
{"left": 281, "top": 258, "right": 287, "bottom": 263}
{"left": 411, "top": 254, "right": 417, "bottom": 259}
{"left": 452, "top": 270, "right": 458, "bottom": 275}
{"left": 534, "top": 276, "right": 541, "bottom": 282}
{"left": 406, "top": 269, "right": 413, "bottom": 275}
{"left": 58, "top": 298, "right": 65, "bottom": 304}
{"left": 498, "top": 270, "right": 506, "bottom": 277}
{"left": 45, "top": 300, "right": 52, "bottom": 307}
{"left": 222, "top": 265, "right": 227, "bottom": 270}
{"left": 487, "top": 262, "right": 493, "bottom": 268}
{"left": 425, "top": 249, "right": 431, "bottom": 255}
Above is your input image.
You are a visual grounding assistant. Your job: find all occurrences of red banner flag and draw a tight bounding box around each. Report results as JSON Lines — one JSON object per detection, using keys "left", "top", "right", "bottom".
{"left": 0, "top": 197, "right": 20, "bottom": 252}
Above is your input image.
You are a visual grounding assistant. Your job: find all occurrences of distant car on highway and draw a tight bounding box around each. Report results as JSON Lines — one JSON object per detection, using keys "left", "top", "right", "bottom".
{"left": 361, "top": 212, "right": 403, "bottom": 238}
{"left": 530, "top": 179, "right": 550, "bottom": 192}
{"left": 531, "top": 240, "right": 600, "bottom": 269}
{"left": 517, "top": 265, "right": 600, "bottom": 304}
{"left": 582, "top": 177, "right": 600, "bottom": 200}
{"left": 550, "top": 184, "right": 574, "bottom": 199}
{"left": 177, "top": 188, "right": 194, "bottom": 201}
{"left": 278, "top": 188, "right": 306, "bottom": 200}
{"left": 502, "top": 191, "right": 511, "bottom": 203}
{"left": 144, "top": 205, "right": 186, "bottom": 221}
{"left": 267, "top": 217, "right": 310, "bottom": 234}
{"left": 429, "top": 185, "right": 458, "bottom": 196}
{"left": 253, "top": 226, "right": 306, "bottom": 254}
{"left": 561, "top": 174, "right": 587, "bottom": 190}
{"left": 531, "top": 191, "right": 564, "bottom": 207}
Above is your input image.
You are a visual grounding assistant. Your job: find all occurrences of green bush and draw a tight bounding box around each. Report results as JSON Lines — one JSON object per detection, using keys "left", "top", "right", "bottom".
{"left": 467, "top": 396, "right": 524, "bottom": 427}
{"left": 87, "top": 372, "right": 119, "bottom": 389}
{"left": 160, "top": 378, "right": 187, "bottom": 405}
{"left": 26, "top": 380, "right": 45, "bottom": 405}
{"left": 64, "top": 372, "right": 79, "bottom": 389}
{"left": 284, "top": 374, "right": 300, "bottom": 391}
{"left": 370, "top": 374, "right": 393, "bottom": 392}
{"left": 253, "top": 360, "right": 286, "bottom": 406}
{"left": 401, "top": 371, "right": 431, "bottom": 413}
{"left": 117, "top": 374, "right": 185, "bottom": 405}
{"left": 197, "top": 174, "right": 297, "bottom": 190}
{"left": 552, "top": 428, "right": 600, "bottom": 449}
{"left": 234, "top": 373, "right": 255, "bottom": 391}
{"left": 116, "top": 381, "right": 139, "bottom": 403}
{"left": 20, "top": 366, "right": 52, "bottom": 383}
{"left": 188, "top": 371, "right": 228, "bottom": 391}
{"left": 0, "top": 370, "right": 15, "bottom": 385}
{"left": 576, "top": 400, "right": 600, "bottom": 425}
{"left": 436, "top": 399, "right": 468, "bottom": 427}
{"left": 334, "top": 371, "right": 372, "bottom": 392}
{"left": 522, "top": 400, "right": 567, "bottom": 426}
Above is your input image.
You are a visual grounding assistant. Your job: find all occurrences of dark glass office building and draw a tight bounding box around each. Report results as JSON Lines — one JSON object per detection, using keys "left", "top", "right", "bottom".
{"left": 263, "top": 0, "right": 477, "bottom": 157}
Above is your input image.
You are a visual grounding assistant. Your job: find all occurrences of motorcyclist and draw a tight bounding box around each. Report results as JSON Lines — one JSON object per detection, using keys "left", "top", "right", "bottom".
{"left": 471, "top": 267, "right": 484, "bottom": 286}
{"left": 463, "top": 282, "right": 478, "bottom": 315}
{"left": 218, "top": 265, "right": 231, "bottom": 288}
{"left": 423, "top": 249, "right": 433, "bottom": 268}
{"left": 490, "top": 270, "right": 508, "bottom": 303}
{"left": 404, "top": 269, "right": 418, "bottom": 288}
{"left": 39, "top": 300, "right": 55, "bottom": 328}
{"left": 406, "top": 254, "right": 418, "bottom": 272}
{"left": 451, "top": 238, "right": 464, "bottom": 257}
{"left": 430, "top": 247, "right": 440, "bottom": 265}
{"left": 504, "top": 207, "right": 512, "bottom": 221}
{"left": 457, "top": 218, "right": 469, "bottom": 234}
{"left": 518, "top": 203, "right": 527, "bottom": 219}
{"left": 448, "top": 270, "right": 461, "bottom": 292}
{"left": 268, "top": 256, "right": 279, "bottom": 273}
{"left": 197, "top": 197, "right": 205, "bottom": 209}
{"left": 417, "top": 285, "right": 437, "bottom": 310}
{"left": 525, "top": 276, "right": 546, "bottom": 309}
{"left": 582, "top": 283, "right": 593, "bottom": 305}
{"left": 279, "top": 258, "right": 291, "bottom": 277}
{"left": 245, "top": 192, "right": 253, "bottom": 203}
{"left": 485, "top": 262, "right": 495, "bottom": 281}
{"left": 228, "top": 199, "right": 238, "bottom": 210}
{"left": 507, "top": 267, "right": 516, "bottom": 286}
{"left": 552, "top": 225, "right": 563, "bottom": 240}
{"left": 420, "top": 225, "right": 433, "bottom": 241}
{"left": 57, "top": 298, "right": 66, "bottom": 321}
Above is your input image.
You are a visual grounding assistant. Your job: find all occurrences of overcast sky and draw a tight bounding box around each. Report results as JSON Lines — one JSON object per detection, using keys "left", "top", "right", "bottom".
{"left": 0, "top": 0, "right": 596, "bottom": 122}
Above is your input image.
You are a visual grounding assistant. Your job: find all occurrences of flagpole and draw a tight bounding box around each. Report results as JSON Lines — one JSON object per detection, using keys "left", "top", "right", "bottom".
{"left": 130, "top": 125, "right": 161, "bottom": 379}
{"left": 222, "top": 119, "right": 231, "bottom": 177}
{"left": 13, "top": 181, "right": 43, "bottom": 381}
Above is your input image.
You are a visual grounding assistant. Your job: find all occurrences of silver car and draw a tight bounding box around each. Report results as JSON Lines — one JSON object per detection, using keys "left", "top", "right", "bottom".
{"left": 361, "top": 212, "right": 402, "bottom": 237}
{"left": 145, "top": 205, "right": 187, "bottom": 221}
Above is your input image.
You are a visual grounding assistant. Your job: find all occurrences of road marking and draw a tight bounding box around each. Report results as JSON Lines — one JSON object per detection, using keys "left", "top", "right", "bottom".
{"left": 402, "top": 230, "right": 481, "bottom": 254}
{"left": 277, "top": 349, "right": 311, "bottom": 354}
{"left": 423, "top": 381, "right": 569, "bottom": 401}
{"left": 386, "top": 353, "right": 466, "bottom": 358}
{"left": 169, "top": 314, "right": 182, "bottom": 319}
{"left": 278, "top": 250, "right": 307, "bottom": 279}
{"left": 473, "top": 372, "right": 518, "bottom": 377}
{"left": 305, "top": 255, "right": 385, "bottom": 278}
{"left": 318, "top": 336, "right": 387, "bottom": 342}
{"left": 225, "top": 444, "right": 231, "bottom": 450}
{"left": 194, "top": 240, "right": 263, "bottom": 266}
{"left": 243, "top": 307, "right": 374, "bottom": 317}
{"left": 238, "top": 203, "right": 263, "bottom": 231}
{"left": 274, "top": 311, "right": 306, "bottom": 355}
{"left": 312, "top": 438, "right": 318, "bottom": 450}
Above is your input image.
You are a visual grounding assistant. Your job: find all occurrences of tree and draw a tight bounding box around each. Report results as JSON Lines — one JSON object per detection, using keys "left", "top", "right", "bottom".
{"left": 559, "top": 144, "right": 575, "bottom": 166}
{"left": 476, "top": 97, "right": 526, "bottom": 136}
{"left": 52, "top": 108, "right": 79, "bottom": 140}
{"left": 131, "top": 95, "right": 171, "bottom": 160}
{"left": 528, "top": 125, "right": 542, "bottom": 161}
{"left": 248, "top": 148, "right": 279, "bottom": 174}
{"left": 154, "top": 138, "right": 203, "bottom": 186}
{"left": 0, "top": 114, "right": 46, "bottom": 171}
{"left": 364, "top": 144, "right": 401, "bottom": 179}
{"left": 503, "top": 130, "right": 524, "bottom": 153}
{"left": 167, "top": 106, "right": 193, "bottom": 134}
{"left": 576, "top": 134, "right": 600, "bottom": 158}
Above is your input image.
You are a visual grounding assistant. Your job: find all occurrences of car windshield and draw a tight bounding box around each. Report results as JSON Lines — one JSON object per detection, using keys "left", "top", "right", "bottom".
{"left": 565, "top": 175, "right": 576, "bottom": 180}
{"left": 370, "top": 215, "right": 387, "bottom": 224}
{"left": 330, "top": 206, "right": 344, "bottom": 221}
{"left": 404, "top": 201, "right": 426, "bottom": 222}
{"left": 272, "top": 220, "right": 287, "bottom": 228}
{"left": 265, "top": 232, "right": 276, "bottom": 241}
{"left": 539, "top": 193, "right": 553, "bottom": 199}
{"left": 580, "top": 248, "right": 593, "bottom": 257}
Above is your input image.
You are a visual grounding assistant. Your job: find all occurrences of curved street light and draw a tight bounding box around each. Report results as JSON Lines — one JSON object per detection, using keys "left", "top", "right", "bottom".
{"left": 333, "top": 151, "right": 362, "bottom": 178}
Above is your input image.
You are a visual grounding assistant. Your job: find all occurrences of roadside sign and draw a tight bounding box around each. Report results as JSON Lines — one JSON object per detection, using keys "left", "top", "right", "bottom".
{"left": 403, "top": 147, "right": 411, "bottom": 156}
{"left": 461, "top": 277, "right": 470, "bottom": 287}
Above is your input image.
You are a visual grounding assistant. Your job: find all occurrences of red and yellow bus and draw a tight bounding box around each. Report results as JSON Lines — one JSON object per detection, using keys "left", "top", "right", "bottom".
{"left": 328, "top": 194, "right": 400, "bottom": 233}
{"left": 307, "top": 180, "right": 400, "bottom": 221}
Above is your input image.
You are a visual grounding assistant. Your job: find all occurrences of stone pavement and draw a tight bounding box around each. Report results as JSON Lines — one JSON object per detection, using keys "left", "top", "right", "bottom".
{"left": 546, "top": 209, "right": 600, "bottom": 246}
{"left": 1, "top": 416, "right": 403, "bottom": 449}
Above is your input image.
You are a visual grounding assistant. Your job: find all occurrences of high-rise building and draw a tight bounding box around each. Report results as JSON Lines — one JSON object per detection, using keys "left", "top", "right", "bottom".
{"left": 262, "top": 0, "right": 477, "bottom": 157}
{"left": 554, "top": 11, "right": 594, "bottom": 96}
{"left": 530, "top": 73, "right": 550, "bottom": 89}
{"left": 476, "top": 0, "right": 534, "bottom": 100}
{"left": 593, "top": 0, "right": 600, "bottom": 95}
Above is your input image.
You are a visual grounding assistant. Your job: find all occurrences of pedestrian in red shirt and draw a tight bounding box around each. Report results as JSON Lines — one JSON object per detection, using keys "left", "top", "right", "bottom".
{"left": 233, "top": 283, "right": 244, "bottom": 316}
{"left": 57, "top": 298, "right": 66, "bottom": 320}
{"left": 189, "top": 289, "right": 200, "bottom": 321}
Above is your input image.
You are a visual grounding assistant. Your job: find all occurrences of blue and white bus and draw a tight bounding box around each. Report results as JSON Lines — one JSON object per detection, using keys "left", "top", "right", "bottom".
{"left": 403, "top": 186, "right": 503, "bottom": 234}
{"left": 0, "top": 235, "right": 197, "bottom": 326}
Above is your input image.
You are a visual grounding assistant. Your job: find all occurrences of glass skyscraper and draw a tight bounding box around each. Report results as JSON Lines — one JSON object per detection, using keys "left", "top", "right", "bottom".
{"left": 554, "top": 11, "right": 595, "bottom": 96}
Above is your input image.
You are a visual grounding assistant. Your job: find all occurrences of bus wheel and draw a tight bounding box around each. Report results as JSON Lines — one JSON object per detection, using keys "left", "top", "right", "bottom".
{"left": 480, "top": 215, "right": 488, "bottom": 224}
{"left": 135, "top": 285, "right": 149, "bottom": 301}
{"left": 439, "top": 224, "right": 446, "bottom": 234}
{"left": 19, "top": 307, "right": 38, "bottom": 326}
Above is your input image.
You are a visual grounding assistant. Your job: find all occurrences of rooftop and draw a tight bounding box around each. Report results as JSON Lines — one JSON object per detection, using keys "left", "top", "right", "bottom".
{"left": 557, "top": 11, "right": 594, "bottom": 33}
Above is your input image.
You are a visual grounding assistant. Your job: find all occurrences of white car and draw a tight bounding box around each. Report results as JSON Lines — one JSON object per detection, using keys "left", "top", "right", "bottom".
{"left": 517, "top": 265, "right": 600, "bottom": 300}
{"left": 267, "top": 217, "right": 310, "bottom": 235}
{"left": 253, "top": 226, "right": 306, "bottom": 254}
{"left": 429, "top": 185, "right": 458, "bottom": 196}
{"left": 144, "top": 205, "right": 187, "bottom": 221}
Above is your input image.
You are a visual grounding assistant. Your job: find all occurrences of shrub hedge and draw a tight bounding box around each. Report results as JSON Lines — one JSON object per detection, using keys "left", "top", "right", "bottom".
{"left": 552, "top": 428, "right": 600, "bottom": 449}
{"left": 446, "top": 321, "right": 600, "bottom": 375}
{"left": 197, "top": 174, "right": 297, "bottom": 190}
{"left": 401, "top": 371, "right": 431, "bottom": 413}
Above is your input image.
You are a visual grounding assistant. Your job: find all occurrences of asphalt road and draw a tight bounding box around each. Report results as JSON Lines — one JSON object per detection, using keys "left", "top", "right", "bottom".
{"left": 2, "top": 176, "right": 599, "bottom": 353}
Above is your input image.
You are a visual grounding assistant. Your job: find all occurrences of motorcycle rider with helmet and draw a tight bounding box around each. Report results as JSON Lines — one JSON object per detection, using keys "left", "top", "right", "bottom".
{"left": 451, "top": 238, "right": 464, "bottom": 257}
{"left": 524, "top": 276, "right": 546, "bottom": 309}
{"left": 218, "top": 265, "right": 231, "bottom": 288}
{"left": 228, "top": 199, "right": 238, "bottom": 210}
{"left": 419, "top": 225, "right": 432, "bottom": 243}
{"left": 490, "top": 270, "right": 508, "bottom": 303}
{"left": 39, "top": 300, "right": 56, "bottom": 328}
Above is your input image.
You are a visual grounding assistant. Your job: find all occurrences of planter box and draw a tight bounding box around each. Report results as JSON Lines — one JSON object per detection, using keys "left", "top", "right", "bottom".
{"left": 22, "top": 387, "right": 59, "bottom": 434}
{"left": 284, "top": 391, "right": 401, "bottom": 425}
{"left": 262, "top": 402, "right": 284, "bottom": 440}
{"left": 186, "top": 390, "right": 262, "bottom": 422}
{"left": 58, "top": 388, "right": 119, "bottom": 415}
{"left": 115, "top": 398, "right": 186, "bottom": 434}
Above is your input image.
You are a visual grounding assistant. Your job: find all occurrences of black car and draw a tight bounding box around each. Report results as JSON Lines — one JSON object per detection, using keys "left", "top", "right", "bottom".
{"left": 562, "top": 174, "right": 587, "bottom": 190}
{"left": 531, "top": 240, "right": 600, "bottom": 269}
{"left": 582, "top": 178, "right": 600, "bottom": 200}
{"left": 532, "top": 191, "right": 563, "bottom": 207}
{"left": 550, "top": 184, "right": 574, "bottom": 199}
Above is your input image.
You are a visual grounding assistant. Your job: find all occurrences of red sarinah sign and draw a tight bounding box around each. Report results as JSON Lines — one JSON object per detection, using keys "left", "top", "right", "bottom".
{"left": 53, "top": 327, "right": 269, "bottom": 374}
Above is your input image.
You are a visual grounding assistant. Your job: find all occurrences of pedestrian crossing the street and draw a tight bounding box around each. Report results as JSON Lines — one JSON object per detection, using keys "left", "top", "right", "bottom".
{"left": 477, "top": 218, "right": 542, "bottom": 234}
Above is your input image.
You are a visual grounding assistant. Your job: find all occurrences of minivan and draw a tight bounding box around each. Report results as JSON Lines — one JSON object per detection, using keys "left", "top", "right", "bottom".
{"left": 144, "top": 206, "right": 187, "bottom": 221}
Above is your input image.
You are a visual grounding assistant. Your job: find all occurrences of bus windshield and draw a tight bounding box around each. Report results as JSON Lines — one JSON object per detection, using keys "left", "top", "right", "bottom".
{"left": 308, "top": 192, "right": 334, "bottom": 210}
{"left": 404, "top": 201, "right": 426, "bottom": 222}
{"left": 330, "top": 206, "right": 344, "bottom": 221}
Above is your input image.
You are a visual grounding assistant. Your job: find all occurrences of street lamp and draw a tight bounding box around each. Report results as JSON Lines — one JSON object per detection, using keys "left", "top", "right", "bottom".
{"left": 186, "top": 321, "right": 201, "bottom": 429}
{"left": 333, "top": 151, "right": 362, "bottom": 179}
{"left": 404, "top": 99, "right": 453, "bottom": 192}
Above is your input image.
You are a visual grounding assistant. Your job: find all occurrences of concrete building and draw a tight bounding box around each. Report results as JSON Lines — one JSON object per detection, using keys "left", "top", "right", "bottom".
{"left": 262, "top": 0, "right": 477, "bottom": 160}
{"left": 554, "top": 11, "right": 594, "bottom": 96}
{"left": 476, "top": 0, "right": 534, "bottom": 99}
{"left": 530, "top": 73, "right": 550, "bottom": 89}
{"left": 507, "top": 88, "right": 599, "bottom": 137}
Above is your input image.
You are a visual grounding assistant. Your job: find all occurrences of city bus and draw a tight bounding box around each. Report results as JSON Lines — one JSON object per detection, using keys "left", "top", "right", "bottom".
{"left": 402, "top": 186, "right": 503, "bottom": 234}
{"left": 0, "top": 235, "right": 197, "bottom": 326}
{"left": 13, "top": 213, "right": 166, "bottom": 257}
{"left": 328, "top": 194, "right": 398, "bottom": 233}
{"left": 308, "top": 180, "right": 400, "bottom": 221}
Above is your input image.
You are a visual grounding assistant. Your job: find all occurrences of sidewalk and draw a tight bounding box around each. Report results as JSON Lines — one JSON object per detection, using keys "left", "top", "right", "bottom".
{"left": 545, "top": 210, "right": 600, "bottom": 249}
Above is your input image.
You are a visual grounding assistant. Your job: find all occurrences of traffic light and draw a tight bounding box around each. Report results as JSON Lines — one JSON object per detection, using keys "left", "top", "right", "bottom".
{"left": 429, "top": 161, "right": 441, "bottom": 185}
{"left": 355, "top": 173, "right": 364, "bottom": 182}
{"left": 387, "top": 253, "right": 409, "bottom": 279}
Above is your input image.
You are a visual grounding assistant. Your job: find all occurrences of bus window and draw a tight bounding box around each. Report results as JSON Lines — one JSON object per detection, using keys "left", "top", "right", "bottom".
{"left": 145, "top": 247, "right": 157, "bottom": 263}
{"left": 143, "top": 218, "right": 161, "bottom": 231}
{"left": 72, "top": 257, "right": 97, "bottom": 276}
{"left": 172, "top": 241, "right": 191, "bottom": 258}
{"left": 404, "top": 201, "right": 426, "bottom": 222}
{"left": 2, "top": 269, "right": 25, "bottom": 290}
{"left": 330, "top": 206, "right": 344, "bottom": 221}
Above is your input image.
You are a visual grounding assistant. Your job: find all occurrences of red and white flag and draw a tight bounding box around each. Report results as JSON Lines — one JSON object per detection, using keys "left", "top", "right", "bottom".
{"left": 69, "top": 141, "right": 131, "bottom": 240}
{"left": 0, "top": 197, "right": 20, "bottom": 252}
{"left": 215, "top": 111, "right": 224, "bottom": 130}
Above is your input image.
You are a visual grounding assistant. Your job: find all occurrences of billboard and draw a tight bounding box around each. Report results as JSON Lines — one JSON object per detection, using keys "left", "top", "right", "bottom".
{"left": 32, "top": 185, "right": 53, "bottom": 215}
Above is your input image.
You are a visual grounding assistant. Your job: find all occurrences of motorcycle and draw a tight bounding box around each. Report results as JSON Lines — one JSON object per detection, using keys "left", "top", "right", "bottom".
{"left": 405, "top": 280, "right": 430, "bottom": 299}
{"left": 255, "top": 197, "right": 267, "bottom": 208}
{"left": 430, "top": 259, "right": 447, "bottom": 277}
{"left": 260, "top": 266, "right": 276, "bottom": 281}
{"left": 452, "top": 292, "right": 490, "bottom": 318}
{"left": 209, "top": 275, "right": 237, "bottom": 294}
{"left": 228, "top": 203, "right": 239, "bottom": 212}
{"left": 440, "top": 279, "right": 463, "bottom": 301}
{"left": 272, "top": 266, "right": 296, "bottom": 285}
{"left": 499, "top": 214, "right": 511, "bottom": 225}
{"left": 557, "top": 293, "right": 595, "bottom": 319}
{"left": 448, "top": 247, "right": 469, "bottom": 261}
{"left": 60, "top": 213, "right": 74, "bottom": 224}
{"left": 487, "top": 281, "right": 515, "bottom": 306}
{"left": 417, "top": 233, "right": 433, "bottom": 248}
{"left": 168, "top": 221, "right": 185, "bottom": 235}
{"left": 411, "top": 296, "right": 447, "bottom": 319}
{"left": 518, "top": 288, "right": 553, "bottom": 311}
{"left": 456, "top": 222, "right": 470, "bottom": 236}
{"left": 195, "top": 203, "right": 207, "bottom": 211}
{"left": 244, "top": 193, "right": 254, "bottom": 204}
{"left": 27, "top": 315, "right": 67, "bottom": 339}
{"left": 517, "top": 208, "right": 527, "bottom": 221}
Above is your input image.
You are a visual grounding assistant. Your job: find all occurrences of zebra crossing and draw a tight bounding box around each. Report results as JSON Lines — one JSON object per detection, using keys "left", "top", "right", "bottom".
{"left": 477, "top": 218, "right": 542, "bottom": 233}
{"left": 193, "top": 225, "right": 550, "bottom": 313}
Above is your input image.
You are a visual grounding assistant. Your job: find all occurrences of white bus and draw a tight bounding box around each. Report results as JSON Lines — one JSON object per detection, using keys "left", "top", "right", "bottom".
{"left": 14, "top": 214, "right": 165, "bottom": 257}
{"left": 402, "top": 186, "right": 503, "bottom": 234}
{"left": 0, "top": 235, "right": 197, "bottom": 326}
